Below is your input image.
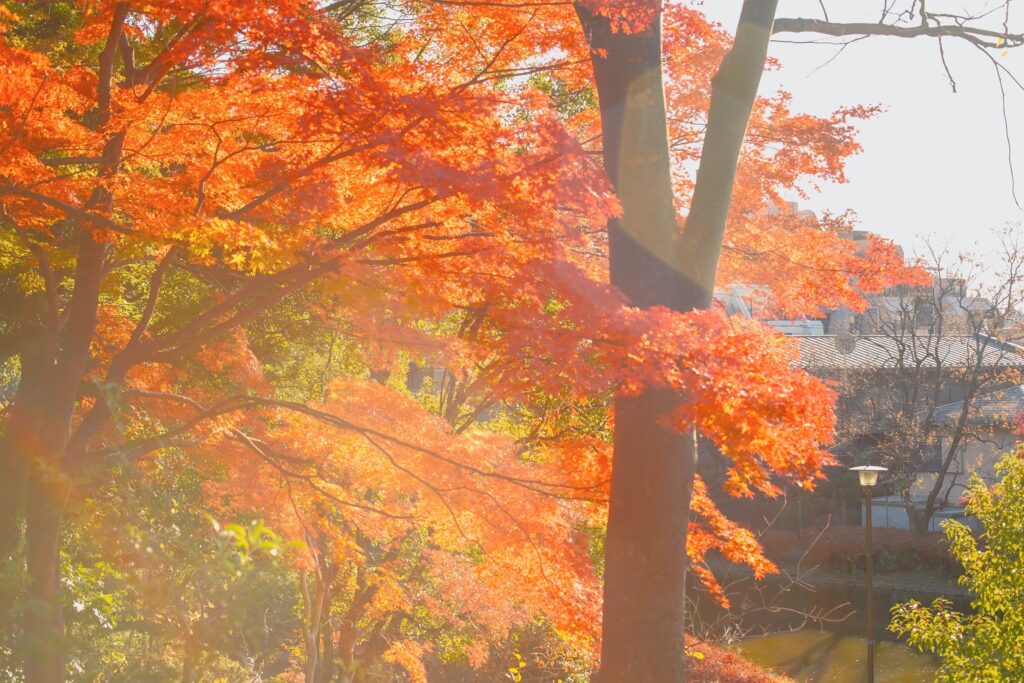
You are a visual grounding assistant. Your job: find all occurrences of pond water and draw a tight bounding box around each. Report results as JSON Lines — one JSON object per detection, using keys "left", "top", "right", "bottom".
{"left": 688, "top": 574, "right": 959, "bottom": 682}
{"left": 735, "top": 629, "right": 939, "bottom": 682}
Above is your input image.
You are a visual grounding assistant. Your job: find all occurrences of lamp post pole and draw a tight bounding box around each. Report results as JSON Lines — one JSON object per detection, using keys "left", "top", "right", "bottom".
{"left": 864, "top": 483, "right": 874, "bottom": 683}
{"left": 851, "top": 465, "right": 886, "bottom": 683}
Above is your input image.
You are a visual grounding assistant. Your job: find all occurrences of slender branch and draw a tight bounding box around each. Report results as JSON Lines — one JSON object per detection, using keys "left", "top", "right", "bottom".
{"left": 127, "top": 246, "right": 179, "bottom": 347}
{"left": 0, "top": 185, "right": 132, "bottom": 235}
{"left": 773, "top": 16, "right": 1024, "bottom": 49}
{"left": 97, "top": 3, "right": 130, "bottom": 124}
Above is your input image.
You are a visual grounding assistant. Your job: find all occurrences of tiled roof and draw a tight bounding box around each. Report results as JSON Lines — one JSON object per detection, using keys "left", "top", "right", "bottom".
{"left": 930, "top": 385, "right": 1024, "bottom": 425}
{"left": 794, "top": 334, "right": 1024, "bottom": 370}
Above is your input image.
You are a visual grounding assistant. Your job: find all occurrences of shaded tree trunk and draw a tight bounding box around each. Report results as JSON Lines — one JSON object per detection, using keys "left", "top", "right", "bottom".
{"left": 23, "top": 475, "right": 64, "bottom": 683}
{"left": 181, "top": 636, "right": 202, "bottom": 683}
{"left": 320, "top": 612, "right": 336, "bottom": 683}
{"left": 0, "top": 337, "right": 47, "bottom": 563}
{"left": 302, "top": 571, "right": 327, "bottom": 683}
{"left": 576, "top": 2, "right": 778, "bottom": 679}
{"left": 23, "top": 130, "right": 120, "bottom": 681}
{"left": 337, "top": 619, "right": 357, "bottom": 683}
{"left": 0, "top": 336, "right": 50, "bottom": 664}
{"left": 18, "top": 8, "right": 128, "bottom": 669}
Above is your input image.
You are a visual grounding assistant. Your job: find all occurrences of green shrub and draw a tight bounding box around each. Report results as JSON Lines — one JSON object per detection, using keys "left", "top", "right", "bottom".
{"left": 890, "top": 449, "right": 1024, "bottom": 681}
{"left": 804, "top": 525, "right": 957, "bottom": 575}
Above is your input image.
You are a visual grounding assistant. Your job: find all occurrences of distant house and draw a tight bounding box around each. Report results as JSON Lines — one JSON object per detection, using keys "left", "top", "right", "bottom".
{"left": 715, "top": 215, "right": 1024, "bottom": 532}
{"left": 794, "top": 334, "right": 1024, "bottom": 373}
{"left": 794, "top": 332, "right": 1024, "bottom": 408}
{"left": 793, "top": 333, "right": 1024, "bottom": 531}
{"left": 874, "top": 384, "right": 1024, "bottom": 530}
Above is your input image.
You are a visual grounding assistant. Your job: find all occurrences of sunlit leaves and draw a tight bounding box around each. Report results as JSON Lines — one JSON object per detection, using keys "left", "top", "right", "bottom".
{"left": 891, "top": 449, "right": 1024, "bottom": 680}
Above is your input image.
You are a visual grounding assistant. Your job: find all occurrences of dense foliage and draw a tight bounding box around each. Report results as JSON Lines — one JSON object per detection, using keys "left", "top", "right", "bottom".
{"left": 891, "top": 449, "right": 1024, "bottom": 681}
{"left": 0, "top": 0, "right": 922, "bottom": 680}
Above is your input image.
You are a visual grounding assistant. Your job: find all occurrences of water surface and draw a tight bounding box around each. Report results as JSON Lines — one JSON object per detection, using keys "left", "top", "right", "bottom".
{"left": 735, "top": 629, "right": 938, "bottom": 682}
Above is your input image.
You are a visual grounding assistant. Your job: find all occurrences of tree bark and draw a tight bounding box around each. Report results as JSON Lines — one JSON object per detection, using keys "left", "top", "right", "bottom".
{"left": 22, "top": 125, "right": 121, "bottom": 683}
{"left": 301, "top": 572, "right": 325, "bottom": 683}
{"left": 320, "top": 609, "right": 336, "bottom": 683}
{"left": 0, "top": 338, "right": 49, "bottom": 562}
{"left": 575, "top": 6, "right": 692, "bottom": 680}
{"left": 181, "top": 636, "right": 201, "bottom": 683}
{"left": 576, "top": 1, "right": 777, "bottom": 680}
{"left": 676, "top": 0, "right": 780, "bottom": 296}
{"left": 22, "top": 475, "right": 64, "bottom": 683}
{"left": 17, "top": 7, "right": 127, "bottom": 668}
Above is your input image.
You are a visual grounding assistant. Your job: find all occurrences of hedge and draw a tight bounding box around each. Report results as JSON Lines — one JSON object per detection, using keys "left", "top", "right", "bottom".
{"left": 803, "top": 525, "right": 958, "bottom": 574}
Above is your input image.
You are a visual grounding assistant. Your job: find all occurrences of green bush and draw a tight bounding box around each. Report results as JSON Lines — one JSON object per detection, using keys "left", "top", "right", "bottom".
{"left": 890, "top": 449, "right": 1024, "bottom": 681}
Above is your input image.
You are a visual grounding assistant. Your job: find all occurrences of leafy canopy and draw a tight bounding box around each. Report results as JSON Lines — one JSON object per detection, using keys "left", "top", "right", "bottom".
{"left": 891, "top": 448, "right": 1024, "bottom": 681}
{"left": 0, "top": 0, "right": 926, "bottom": 677}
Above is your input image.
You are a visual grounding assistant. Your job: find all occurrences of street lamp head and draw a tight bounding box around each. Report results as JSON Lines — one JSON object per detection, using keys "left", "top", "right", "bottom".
{"left": 850, "top": 465, "right": 888, "bottom": 487}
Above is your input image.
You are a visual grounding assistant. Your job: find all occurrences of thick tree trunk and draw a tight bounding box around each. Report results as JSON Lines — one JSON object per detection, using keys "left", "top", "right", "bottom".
{"left": 18, "top": 9, "right": 126, "bottom": 682}
{"left": 575, "top": 7, "right": 694, "bottom": 680}
{"left": 602, "top": 391, "right": 697, "bottom": 680}
{"left": 23, "top": 224, "right": 112, "bottom": 683}
{"left": 23, "top": 474, "right": 65, "bottom": 683}
{"left": 0, "top": 339, "right": 50, "bottom": 654}
{"left": 577, "top": 2, "right": 777, "bottom": 680}
{"left": 0, "top": 342, "right": 46, "bottom": 563}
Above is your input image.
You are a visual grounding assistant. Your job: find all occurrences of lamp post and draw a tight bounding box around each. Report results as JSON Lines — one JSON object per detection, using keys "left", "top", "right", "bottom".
{"left": 851, "top": 465, "right": 887, "bottom": 683}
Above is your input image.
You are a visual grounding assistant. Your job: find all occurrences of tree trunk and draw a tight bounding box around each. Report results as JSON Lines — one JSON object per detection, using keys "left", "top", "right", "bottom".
{"left": 337, "top": 620, "right": 357, "bottom": 683}
{"left": 676, "top": 2, "right": 780, "bottom": 291}
{"left": 23, "top": 224, "right": 112, "bottom": 682}
{"left": 575, "top": 6, "right": 693, "bottom": 679}
{"left": 320, "top": 613, "right": 336, "bottom": 683}
{"left": 0, "top": 340, "right": 50, "bottom": 653}
{"left": 601, "top": 391, "right": 697, "bottom": 680}
{"left": 301, "top": 572, "right": 324, "bottom": 683}
{"left": 18, "top": 10, "right": 126, "bottom": 681}
{"left": 0, "top": 340, "right": 47, "bottom": 563}
{"left": 576, "top": 2, "right": 778, "bottom": 680}
{"left": 181, "top": 636, "right": 201, "bottom": 683}
{"left": 23, "top": 473, "right": 64, "bottom": 683}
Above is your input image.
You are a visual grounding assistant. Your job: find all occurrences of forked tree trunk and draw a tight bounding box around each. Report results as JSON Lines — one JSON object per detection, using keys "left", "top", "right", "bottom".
{"left": 576, "top": 2, "right": 778, "bottom": 680}
{"left": 18, "top": 14, "right": 125, "bottom": 661}
{"left": 577, "top": 8, "right": 697, "bottom": 676}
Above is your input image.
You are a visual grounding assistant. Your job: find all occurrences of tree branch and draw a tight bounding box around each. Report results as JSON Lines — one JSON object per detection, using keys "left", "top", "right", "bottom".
{"left": 773, "top": 16, "right": 1024, "bottom": 49}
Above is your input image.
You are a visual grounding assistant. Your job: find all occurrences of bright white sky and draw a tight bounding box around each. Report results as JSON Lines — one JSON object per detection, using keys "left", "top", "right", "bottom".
{"left": 698, "top": 1, "right": 1024, "bottom": 261}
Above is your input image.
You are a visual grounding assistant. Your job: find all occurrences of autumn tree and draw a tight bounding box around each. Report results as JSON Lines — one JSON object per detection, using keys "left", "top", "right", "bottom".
{"left": 570, "top": 1, "right": 1024, "bottom": 678}
{"left": 0, "top": 1, "right": 979, "bottom": 682}
{"left": 0, "top": 2, "right": 617, "bottom": 678}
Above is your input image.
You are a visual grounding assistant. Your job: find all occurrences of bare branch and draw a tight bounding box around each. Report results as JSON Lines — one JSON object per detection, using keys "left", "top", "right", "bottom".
{"left": 773, "top": 16, "right": 1024, "bottom": 49}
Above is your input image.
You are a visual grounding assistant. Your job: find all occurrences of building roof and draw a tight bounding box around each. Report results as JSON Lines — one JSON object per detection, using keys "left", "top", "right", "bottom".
{"left": 794, "top": 333, "right": 1024, "bottom": 371}
{"left": 929, "top": 384, "right": 1024, "bottom": 426}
